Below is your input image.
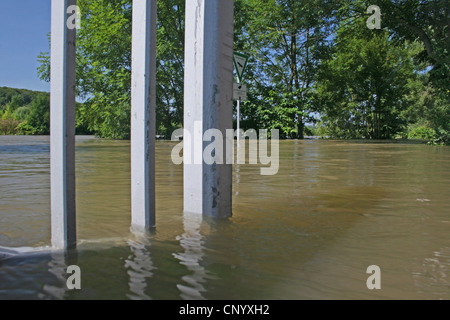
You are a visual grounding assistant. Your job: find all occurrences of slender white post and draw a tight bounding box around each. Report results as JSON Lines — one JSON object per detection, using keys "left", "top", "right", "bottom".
{"left": 50, "top": 0, "right": 77, "bottom": 250}
{"left": 184, "top": 0, "right": 234, "bottom": 218}
{"left": 131, "top": 0, "right": 157, "bottom": 232}
{"left": 237, "top": 80, "right": 241, "bottom": 149}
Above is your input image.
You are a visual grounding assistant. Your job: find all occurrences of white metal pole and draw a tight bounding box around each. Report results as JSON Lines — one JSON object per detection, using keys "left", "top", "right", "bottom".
{"left": 184, "top": 0, "right": 234, "bottom": 218}
{"left": 50, "top": 0, "right": 77, "bottom": 250}
{"left": 237, "top": 79, "right": 241, "bottom": 149}
{"left": 131, "top": 0, "right": 157, "bottom": 232}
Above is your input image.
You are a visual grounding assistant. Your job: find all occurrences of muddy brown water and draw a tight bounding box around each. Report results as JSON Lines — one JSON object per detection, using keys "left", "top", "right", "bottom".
{"left": 0, "top": 136, "right": 449, "bottom": 299}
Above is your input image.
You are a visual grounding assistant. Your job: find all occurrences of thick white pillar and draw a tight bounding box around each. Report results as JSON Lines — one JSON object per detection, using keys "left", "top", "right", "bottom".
{"left": 184, "top": 0, "right": 234, "bottom": 218}
{"left": 131, "top": 0, "right": 157, "bottom": 232}
{"left": 50, "top": 0, "right": 77, "bottom": 249}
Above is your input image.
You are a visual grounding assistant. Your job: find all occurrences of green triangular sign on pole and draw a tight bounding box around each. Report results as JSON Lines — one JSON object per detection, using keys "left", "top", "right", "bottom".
{"left": 233, "top": 52, "right": 249, "bottom": 82}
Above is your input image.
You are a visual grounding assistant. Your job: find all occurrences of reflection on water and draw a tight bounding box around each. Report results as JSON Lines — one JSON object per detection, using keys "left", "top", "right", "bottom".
{"left": 40, "top": 251, "right": 71, "bottom": 300}
{"left": 125, "top": 238, "right": 154, "bottom": 300}
{"left": 0, "top": 136, "right": 449, "bottom": 299}
{"left": 173, "top": 213, "right": 208, "bottom": 300}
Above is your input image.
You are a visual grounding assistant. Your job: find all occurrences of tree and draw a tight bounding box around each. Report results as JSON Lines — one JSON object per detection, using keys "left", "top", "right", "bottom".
{"left": 316, "top": 19, "right": 422, "bottom": 139}
{"left": 235, "top": 0, "right": 336, "bottom": 138}
{"left": 26, "top": 94, "right": 51, "bottom": 135}
{"left": 376, "top": 0, "right": 449, "bottom": 144}
{"left": 72, "top": 0, "right": 133, "bottom": 139}
{"left": 37, "top": 0, "right": 186, "bottom": 139}
{"left": 403, "top": 75, "right": 450, "bottom": 144}
{"left": 376, "top": 0, "right": 449, "bottom": 95}
{"left": 35, "top": 0, "right": 447, "bottom": 143}
{"left": 155, "top": 1, "right": 185, "bottom": 137}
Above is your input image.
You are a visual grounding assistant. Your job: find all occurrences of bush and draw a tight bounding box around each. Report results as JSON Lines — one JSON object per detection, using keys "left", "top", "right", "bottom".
{"left": 15, "top": 122, "right": 37, "bottom": 135}
{"left": 0, "top": 119, "right": 20, "bottom": 135}
{"left": 408, "top": 125, "right": 436, "bottom": 140}
{"left": 431, "top": 129, "right": 449, "bottom": 146}
{"left": 14, "top": 106, "right": 31, "bottom": 121}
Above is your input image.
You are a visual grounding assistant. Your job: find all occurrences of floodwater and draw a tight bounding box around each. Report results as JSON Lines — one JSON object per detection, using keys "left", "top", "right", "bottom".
{"left": 0, "top": 135, "right": 449, "bottom": 300}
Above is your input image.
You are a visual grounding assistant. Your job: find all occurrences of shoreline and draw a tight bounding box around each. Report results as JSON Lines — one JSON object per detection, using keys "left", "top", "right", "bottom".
{"left": 0, "top": 134, "right": 434, "bottom": 145}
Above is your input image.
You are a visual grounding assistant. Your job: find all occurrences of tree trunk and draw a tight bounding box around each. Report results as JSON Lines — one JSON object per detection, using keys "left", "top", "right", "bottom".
{"left": 296, "top": 118, "right": 303, "bottom": 139}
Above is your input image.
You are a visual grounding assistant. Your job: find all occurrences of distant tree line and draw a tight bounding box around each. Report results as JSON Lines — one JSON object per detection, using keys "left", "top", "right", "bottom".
{"left": 29, "top": 0, "right": 449, "bottom": 145}
{"left": 0, "top": 87, "right": 50, "bottom": 135}
{"left": 0, "top": 87, "right": 91, "bottom": 135}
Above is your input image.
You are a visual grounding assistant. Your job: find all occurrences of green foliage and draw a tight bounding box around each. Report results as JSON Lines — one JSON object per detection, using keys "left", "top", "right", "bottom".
{"left": 156, "top": 0, "right": 185, "bottom": 137}
{"left": 32, "top": 0, "right": 448, "bottom": 144}
{"left": 37, "top": 0, "right": 185, "bottom": 139}
{"left": 0, "top": 87, "right": 48, "bottom": 135}
{"left": 0, "top": 91, "right": 50, "bottom": 135}
{"left": 0, "top": 119, "right": 20, "bottom": 135}
{"left": 374, "top": 0, "right": 450, "bottom": 96}
{"left": 37, "top": 34, "right": 51, "bottom": 83}
{"left": 26, "top": 94, "right": 51, "bottom": 135}
{"left": 15, "top": 122, "right": 37, "bottom": 135}
{"left": 432, "top": 129, "right": 449, "bottom": 146}
{"left": 316, "top": 17, "right": 424, "bottom": 140}
{"left": 402, "top": 73, "right": 450, "bottom": 145}
{"left": 14, "top": 106, "right": 31, "bottom": 121}
{"left": 0, "top": 87, "right": 37, "bottom": 113}
{"left": 235, "top": 0, "right": 336, "bottom": 138}
{"left": 0, "top": 87, "right": 91, "bottom": 136}
{"left": 69, "top": 0, "right": 133, "bottom": 139}
{"left": 408, "top": 124, "right": 436, "bottom": 140}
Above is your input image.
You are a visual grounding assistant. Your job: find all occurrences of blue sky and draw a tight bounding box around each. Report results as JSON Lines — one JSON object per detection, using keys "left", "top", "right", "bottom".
{"left": 0, "top": 0, "right": 51, "bottom": 92}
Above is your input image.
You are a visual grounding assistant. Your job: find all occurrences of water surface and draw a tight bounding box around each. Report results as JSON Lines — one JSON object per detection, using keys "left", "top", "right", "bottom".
{"left": 0, "top": 136, "right": 449, "bottom": 299}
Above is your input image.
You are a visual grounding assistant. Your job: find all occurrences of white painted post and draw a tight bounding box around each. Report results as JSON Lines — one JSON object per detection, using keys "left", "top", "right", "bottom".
{"left": 131, "top": 0, "right": 157, "bottom": 232}
{"left": 184, "top": 0, "right": 234, "bottom": 218}
{"left": 50, "top": 0, "right": 77, "bottom": 250}
{"left": 237, "top": 84, "right": 241, "bottom": 149}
